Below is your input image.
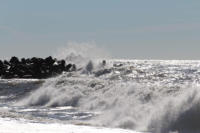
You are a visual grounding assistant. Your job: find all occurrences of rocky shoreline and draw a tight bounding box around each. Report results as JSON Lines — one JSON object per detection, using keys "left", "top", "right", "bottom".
{"left": 0, "top": 56, "right": 76, "bottom": 79}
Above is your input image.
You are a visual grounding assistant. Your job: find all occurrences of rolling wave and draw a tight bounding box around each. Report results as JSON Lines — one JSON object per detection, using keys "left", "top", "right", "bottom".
{"left": 2, "top": 44, "right": 200, "bottom": 133}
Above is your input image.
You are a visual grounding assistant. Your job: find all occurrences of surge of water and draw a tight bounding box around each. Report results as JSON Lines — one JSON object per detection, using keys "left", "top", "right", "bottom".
{"left": 148, "top": 87, "right": 200, "bottom": 133}
{"left": 14, "top": 43, "right": 200, "bottom": 133}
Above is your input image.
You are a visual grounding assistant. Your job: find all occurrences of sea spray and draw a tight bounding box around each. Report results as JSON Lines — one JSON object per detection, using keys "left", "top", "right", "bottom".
{"left": 148, "top": 86, "right": 200, "bottom": 133}
{"left": 14, "top": 44, "right": 200, "bottom": 133}
{"left": 54, "top": 42, "right": 111, "bottom": 67}
{"left": 16, "top": 43, "right": 112, "bottom": 107}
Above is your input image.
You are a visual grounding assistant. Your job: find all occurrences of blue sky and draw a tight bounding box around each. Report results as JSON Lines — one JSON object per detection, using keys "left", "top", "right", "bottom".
{"left": 0, "top": 0, "right": 200, "bottom": 59}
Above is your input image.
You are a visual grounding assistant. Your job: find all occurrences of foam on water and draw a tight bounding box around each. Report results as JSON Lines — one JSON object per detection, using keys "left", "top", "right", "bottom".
{"left": 148, "top": 87, "right": 200, "bottom": 133}
{"left": 0, "top": 118, "right": 140, "bottom": 133}
{"left": 2, "top": 43, "right": 200, "bottom": 133}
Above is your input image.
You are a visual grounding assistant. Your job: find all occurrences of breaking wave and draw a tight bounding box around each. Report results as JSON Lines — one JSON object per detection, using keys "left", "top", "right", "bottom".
{"left": 13, "top": 43, "right": 200, "bottom": 133}
{"left": 148, "top": 87, "right": 200, "bottom": 133}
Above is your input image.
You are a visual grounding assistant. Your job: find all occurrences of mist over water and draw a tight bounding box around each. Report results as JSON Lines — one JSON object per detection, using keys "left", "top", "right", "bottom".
{"left": 54, "top": 42, "right": 111, "bottom": 67}
{"left": 1, "top": 43, "right": 200, "bottom": 133}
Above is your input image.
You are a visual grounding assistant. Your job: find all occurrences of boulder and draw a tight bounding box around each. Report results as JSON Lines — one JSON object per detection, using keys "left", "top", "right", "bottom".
{"left": 0, "top": 57, "right": 76, "bottom": 79}
{"left": 86, "top": 61, "right": 93, "bottom": 73}
{"left": 10, "top": 56, "right": 20, "bottom": 65}
{"left": 94, "top": 69, "right": 111, "bottom": 77}
{"left": 45, "top": 56, "right": 55, "bottom": 67}
{"left": 65, "top": 64, "right": 72, "bottom": 71}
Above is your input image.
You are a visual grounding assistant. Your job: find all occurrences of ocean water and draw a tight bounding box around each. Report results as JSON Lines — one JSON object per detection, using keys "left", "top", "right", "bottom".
{"left": 1, "top": 45, "right": 200, "bottom": 133}
{"left": 1, "top": 59, "right": 200, "bottom": 133}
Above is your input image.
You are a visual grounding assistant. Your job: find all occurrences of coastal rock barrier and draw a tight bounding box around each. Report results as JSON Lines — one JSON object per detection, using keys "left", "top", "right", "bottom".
{"left": 0, "top": 56, "right": 76, "bottom": 79}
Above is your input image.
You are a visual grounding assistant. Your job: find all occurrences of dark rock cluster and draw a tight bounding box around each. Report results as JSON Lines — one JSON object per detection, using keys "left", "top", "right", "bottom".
{"left": 0, "top": 56, "right": 76, "bottom": 79}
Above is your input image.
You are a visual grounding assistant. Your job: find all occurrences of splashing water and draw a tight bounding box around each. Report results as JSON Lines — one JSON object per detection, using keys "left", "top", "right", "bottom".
{"left": 13, "top": 43, "right": 200, "bottom": 133}
{"left": 54, "top": 42, "right": 111, "bottom": 67}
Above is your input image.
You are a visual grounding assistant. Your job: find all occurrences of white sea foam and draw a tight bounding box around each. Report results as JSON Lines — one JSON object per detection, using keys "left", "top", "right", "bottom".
{"left": 9, "top": 43, "right": 200, "bottom": 133}
{"left": 0, "top": 118, "right": 141, "bottom": 133}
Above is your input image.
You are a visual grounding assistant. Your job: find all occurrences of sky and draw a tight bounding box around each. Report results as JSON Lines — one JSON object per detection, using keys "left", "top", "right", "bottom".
{"left": 0, "top": 0, "right": 200, "bottom": 59}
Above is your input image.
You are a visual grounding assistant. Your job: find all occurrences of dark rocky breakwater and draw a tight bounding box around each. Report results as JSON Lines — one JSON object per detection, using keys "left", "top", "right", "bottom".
{"left": 0, "top": 56, "right": 76, "bottom": 79}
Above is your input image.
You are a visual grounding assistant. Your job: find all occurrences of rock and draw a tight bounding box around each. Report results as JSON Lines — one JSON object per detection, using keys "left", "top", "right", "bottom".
{"left": 94, "top": 69, "right": 111, "bottom": 77}
{"left": 102, "top": 60, "right": 106, "bottom": 66}
{"left": 58, "top": 60, "right": 66, "bottom": 71}
{"left": 86, "top": 60, "right": 93, "bottom": 73}
{"left": 45, "top": 56, "right": 55, "bottom": 66}
{"left": 4, "top": 60, "right": 10, "bottom": 67}
{"left": 0, "top": 60, "right": 3, "bottom": 67}
{"left": 0, "top": 57, "right": 76, "bottom": 79}
{"left": 0, "top": 60, "right": 4, "bottom": 76}
{"left": 10, "top": 56, "right": 20, "bottom": 65}
{"left": 21, "top": 58, "right": 26, "bottom": 64}
{"left": 65, "top": 64, "right": 72, "bottom": 72}
{"left": 25, "top": 58, "right": 31, "bottom": 64}
{"left": 71, "top": 64, "right": 76, "bottom": 71}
